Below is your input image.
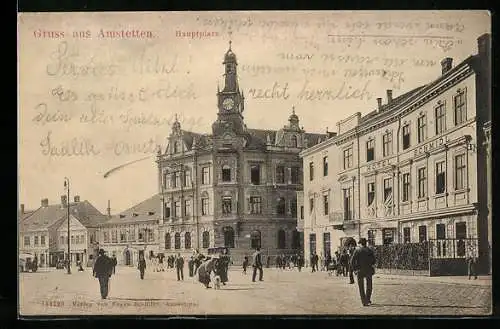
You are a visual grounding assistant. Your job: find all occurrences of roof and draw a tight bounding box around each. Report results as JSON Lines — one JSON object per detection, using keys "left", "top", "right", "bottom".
{"left": 99, "top": 194, "right": 161, "bottom": 225}
{"left": 19, "top": 200, "right": 106, "bottom": 232}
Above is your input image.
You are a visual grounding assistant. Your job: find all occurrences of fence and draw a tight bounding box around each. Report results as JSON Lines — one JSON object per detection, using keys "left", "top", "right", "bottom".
{"left": 373, "top": 242, "right": 429, "bottom": 275}
{"left": 428, "top": 238, "right": 478, "bottom": 259}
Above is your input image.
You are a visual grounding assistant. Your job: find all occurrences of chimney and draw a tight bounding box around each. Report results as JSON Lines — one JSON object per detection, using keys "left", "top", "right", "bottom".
{"left": 377, "top": 97, "right": 382, "bottom": 110}
{"left": 107, "top": 200, "right": 111, "bottom": 218}
{"left": 386, "top": 90, "right": 393, "bottom": 104}
{"left": 440, "top": 57, "right": 453, "bottom": 75}
{"left": 20, "top": 204, "right": 25, "bottom": 214}
{"left": 61, "top": 195, "right": 68, "bottom": 207}
{"left": 41, "top": 198, "right": 49, "bottom": 207}
{"left": 74, "top": 195, "right": 80, "bottom": 203}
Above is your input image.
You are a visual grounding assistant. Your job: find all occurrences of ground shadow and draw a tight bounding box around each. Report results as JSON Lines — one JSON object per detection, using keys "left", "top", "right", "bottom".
{"left": 370, "top": 303, "right": 487, "bottom": 309}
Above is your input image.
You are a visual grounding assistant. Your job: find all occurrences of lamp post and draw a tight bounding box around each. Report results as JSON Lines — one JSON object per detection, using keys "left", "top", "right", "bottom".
{"left": 64, "top": 177, "right": 71, "bottom": 274}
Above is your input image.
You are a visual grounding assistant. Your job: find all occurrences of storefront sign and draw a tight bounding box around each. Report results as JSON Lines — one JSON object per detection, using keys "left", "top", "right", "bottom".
{"left": 366, "top": 159, "right": 392, "bottom": 172}
{"left": 413, "top": 136, "right": 448, "bottom": 157}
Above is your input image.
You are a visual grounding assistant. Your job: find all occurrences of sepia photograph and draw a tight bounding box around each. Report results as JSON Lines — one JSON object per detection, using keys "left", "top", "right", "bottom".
{"left": 17, "top": 10, "right": 491, "bottom": 316}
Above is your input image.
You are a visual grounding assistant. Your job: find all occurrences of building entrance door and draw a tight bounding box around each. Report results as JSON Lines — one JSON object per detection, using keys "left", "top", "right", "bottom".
{"left": 125, "top": 250, "right": 131, "bottom": 265}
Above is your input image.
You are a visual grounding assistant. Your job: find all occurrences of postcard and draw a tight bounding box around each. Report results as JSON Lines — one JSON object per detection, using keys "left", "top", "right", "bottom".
{"left": 18, "top": 11, "right": 492, "bottom": 316}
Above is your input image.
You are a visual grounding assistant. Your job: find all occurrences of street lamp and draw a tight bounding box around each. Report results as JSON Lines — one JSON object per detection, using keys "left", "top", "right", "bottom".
{"left": 64, "top": 177, "right": 71, "bottom": 274}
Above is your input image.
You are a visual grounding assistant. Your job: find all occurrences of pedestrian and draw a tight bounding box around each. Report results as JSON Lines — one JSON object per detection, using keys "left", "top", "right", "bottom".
{"left": 252, "top": 247, "right": 264, "bottom": 282}
{"left": 78, "top": 260, "right": 84, "bottom": 272}
{"left": 266, "top": 255, "right": 271, "bottom": 268}
{"left": 218, "top": 249, "right": 230, "bottom": 285}
{"left": 111, "top": 254, "right": 117, "bottom": 274}
{"left": 310, "top": 252, "right": 317, "bottom": 272}
{"left": 350, "top": 238, "right": 376, "bottom": 306}
{"left": 158, "top": 253, "right": 165, "bottom": 272}
{"left": 319, "top": 253, "right": 325, "bottom": 271}
{"left": 242, "top": 256, "right": 249, "bottom": 274}
{"left": 93, "top": 249, "right": 113, "bottom": 299}
{"left": 467, "top": 249, "right": 478, "bottom": 280}
{"left": 138, "top": 253, "right": 147, "bottom": 280}
{"left": 175, "top": 253, "right": 184, "bottom": 281}
{"left": 198, "top": 257, "right": 217, "bottom": 289}
{"left": 276, "top": 255, "right": 281, "bottom": 269}
{"left": 297, "top": 254, "right": 303, "bottom": 272}
{"left": 188, "top": 256, "right": 194, "bottom": 277}
{"left": 348, "top": 246, "right": 355, "bottom": 284}
{"left": 340, "top": 249, "right": 349, "bottom": 276}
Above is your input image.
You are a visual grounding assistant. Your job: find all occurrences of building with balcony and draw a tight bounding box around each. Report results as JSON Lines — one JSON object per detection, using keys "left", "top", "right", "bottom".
{"left": 300, "top": 33, "right": 491, "bottom": 275}
{"left": 156, "top": 42, "right": 326, "bottom": 262}
{"left": 19, "top": 196, "right": 106, "bottom": 267}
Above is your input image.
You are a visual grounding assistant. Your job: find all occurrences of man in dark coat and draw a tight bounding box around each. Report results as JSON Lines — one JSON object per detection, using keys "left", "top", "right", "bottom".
{"left": 93, "top": 249, "right": 113, "bottom": 299}
{"left": 175, "top": 253, "right": 184, "bottom": 281}
{"left": 252, "top": 248, "right": 263, "bottom": 282}
{"left": 296, "top": 254, "right": 303, "bottom": 272}
{"left": 350, "top": 238, "right": 376, "bottom": 306}
{"left": 348, "top": 246, "right": 356, "bottom": 284}
{"left": 188, "top": 256, "right": 194, "bottom": 277}
{"left": 138, "top": 253, "right": 147, "bottom": 279}
{"left": 111, "top": 254, "right": 117, "bottom": 274}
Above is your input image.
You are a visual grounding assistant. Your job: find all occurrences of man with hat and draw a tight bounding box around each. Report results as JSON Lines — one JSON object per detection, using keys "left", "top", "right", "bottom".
{"left": 93, "top": 249, "right": 113, "bottom": 299}
{"left": 350, "top": 238, "right": 376, "bottom": 306}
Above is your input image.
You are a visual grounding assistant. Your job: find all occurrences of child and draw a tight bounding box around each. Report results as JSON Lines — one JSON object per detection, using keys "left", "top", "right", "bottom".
{"left": 242, "top": 256, "right": 249, "bottom": 274}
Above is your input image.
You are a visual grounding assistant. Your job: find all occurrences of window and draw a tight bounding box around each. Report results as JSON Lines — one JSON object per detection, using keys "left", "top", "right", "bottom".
{"left": 291, "top": 167, "right": 300, "bottom": 184}
{"left": 222, "top": 165, "right": 231, "bottom": 182}
{"left": 384, "top": 178, "right": 393, "bottom": 202}
{"left": 201, "top": 197, "right": 209, "bottom": 216}
{"left": 24, "top": 236, "right": 30, "bottom": 246}
{"left": 165, "top": 233, "right": 171, "bottom": 249}
{"left": 323, "top": 194, "right": 329, "bottom": 215}
{"left": 291, "top": 135, "right": 298, "bottom": 147}
{"left": 435, "top": 103, "right": 446, "bottom": 135}
{"left": 309, "top": 162, "right": 314, "bottom": 181}
{"left": 309, "top": 197, "right": 314, "bottom": 213}
{"left": 164, "top": 204, "right": 171, "bottom": 218}
{"left": 223, "top": 227, "right": 235, "bottom": 248}
{"left": 402, "top": 124, "right": 411, "bottom": 150}
{"left": 290, "top": 198, "right": 297, "bottom": 217}
{"left": 323, "top": 232, "right": 331, "bottom": 257}
{"left": 418, "top": 225, "right": 427, "bottom": 242}
{"left": 403, "top": 227, "right": 411, "bottom": 243}
{"left": 366, "top": 139, "right": 375, "bottom": 162}
{"left": 456, "top": 222, "right": 467, "bottom": 257}
{"left": 276, "top": 197, "right": 286, "bottom": 215}
{"left": 41, "top": 235, "right": 45, "bottom": 246}
{"left": 292, "top": 230, "right": 300, "bottom": 250}
{"left": 455, "top": 154, "right": 466, "bottom": 190}
{"left": 343, "top": 188, "right": 352, "bottom": 220}
{"left": 120, "top": 230, "right": 126, "bottom": 242}
{"left": 174, "top": 233, "right": 181, "bottom": 249}
{"left": 103, "top": 232, "right": 109, "bottom": 243}
{"left": 184, "top": 232, "right": 191, "bottom": 249}
{"left": 164, "top": 172, "right": 170, "bottom": 189}
{"left": 34, "top": 236, "right": 39, "bottom": 246}
{"left": 174, "top": 201, "right": 181, "bottom": 218}
{"left": 128, "top": 229, "right": 136, "bottom": 242}
{"left": 138, "top": 230, "right": 144, "bottom": 242}
{"left": 251, "top": 230, "right": 261, "bottom": 249}
{"left": 383, "top": 132, "right": 393, "bottom": 157}
{"left": 202, "top": 231, "right": 210, "bottom": 248}
{"left": 300, "top": 206, "right": 304, "bottom": 219}
{"left": 367, "top": 182, "right": 375, "bottom": 206}
{"left": 435, "top": 161, "right": 446, "bottom": 194}
{"left": 402, "top": 173, "right": 410, "bottom": 202}
{"left": 111, "top": 231, "right": 117, "bottom": 243}
{"left": 367, "top": 230, "right": 376, "bottom": 246}
{"left": 454, "top": 90, "right": 467, "bottom": 125}
{"left": 276, "top": 166, "right": 285, "bottom": 184}
{"left": 172, "top": 171, "right": 181, "bottom": 188}
{"left": 417, "top": 115, "right": 426, "bottom": 143}
{"left": 309, "top": 233, "right": 317, "bottom": 255}
{"left": 343, "top": 148, "right": 353, "bottom": 169}
{"left": 418, "top": 167, "right": 427, "bottom": 198}
{"left": 436, "top": 223, "right": 446, "bottom": 257}
{"left": 184, "top": 199, "right": 192, "bottom": 217}
{"left": 71, "top": 235, "right": 75, "bottom": 244}
{"left": 184, "top": 169, "right": 192, "bottom": 187}
{"left": 323, "top": 156, "right": 328, "bottom": 176}
{"left": 148, "top": 228, "right": 154, "bottom": 242}
{"left": 202, "top": 167, "right": 210, "bottom": 185}
{"left": 222, "top": 197, "right": 232, "bottom": 214}
{"left": 250, "top": 165, "right": 260, "bottom": 185}
{"left": 382, "top": 228, "right": 395, "bottom": 245}
{"left": 60, "top": 235, "right": 65, "bottom": 245}
{"left": 250, "top": 196, "right": 262, "bottom": 214}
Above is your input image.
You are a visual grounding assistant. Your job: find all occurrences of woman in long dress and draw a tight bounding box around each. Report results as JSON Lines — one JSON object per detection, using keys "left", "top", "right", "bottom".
{"left": 216, "top": 253, "right": 229, "bottom": 285}
{"left": 198, "top": 257, "right": 216, "bottom": 288}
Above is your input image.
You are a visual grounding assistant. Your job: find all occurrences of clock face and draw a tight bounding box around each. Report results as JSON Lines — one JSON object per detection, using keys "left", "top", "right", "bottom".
{"left": 222, "top": 98, "right": 234, "bottom": 111}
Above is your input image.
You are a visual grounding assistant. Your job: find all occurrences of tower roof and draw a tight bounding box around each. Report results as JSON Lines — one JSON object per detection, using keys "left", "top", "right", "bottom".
{"left": 223, "top": 41, "right": 237, "bottom": 64}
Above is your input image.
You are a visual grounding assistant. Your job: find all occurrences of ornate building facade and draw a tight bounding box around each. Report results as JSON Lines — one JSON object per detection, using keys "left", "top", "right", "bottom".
{"left": 300, "top": 34, "right": 491, "bottom": 275}
{"left": 156, "top": 43, "right": 326, "bottom": 262}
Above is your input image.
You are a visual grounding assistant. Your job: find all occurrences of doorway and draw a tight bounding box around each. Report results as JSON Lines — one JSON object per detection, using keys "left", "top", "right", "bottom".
{"left": 125, "top": 249, "right": 131, "bottom": 266}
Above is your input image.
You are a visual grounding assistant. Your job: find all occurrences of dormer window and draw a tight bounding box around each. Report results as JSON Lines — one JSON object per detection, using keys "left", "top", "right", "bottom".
{"left": 132, "top": 213, "right": 138, "bottom": 217}
{"left": 148, "top": 211, "right": 155, "bottom": 216}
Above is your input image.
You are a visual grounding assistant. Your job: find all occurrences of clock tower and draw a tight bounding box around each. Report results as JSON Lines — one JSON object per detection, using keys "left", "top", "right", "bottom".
{"left": 213, "top": 41, "right": 246, "bottom": 137}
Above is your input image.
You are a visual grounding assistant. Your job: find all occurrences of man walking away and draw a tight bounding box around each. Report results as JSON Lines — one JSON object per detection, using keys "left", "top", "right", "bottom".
{"left": 176, "top": 253, "right": 184, "bottom": 281}
{"left": 93, "top": 249, "right": 113, "bottom": 299}
{"left": 351, "top": 238, "right": 376, "bottom": 306}
{"left": 111, "top": 254, "right": 117, "bottom": 274}
{"left": 138, "top": 254, "right": 147, "bottom": 279}
{"left": 252, "top": 248, "right": 264, "bottom": 282}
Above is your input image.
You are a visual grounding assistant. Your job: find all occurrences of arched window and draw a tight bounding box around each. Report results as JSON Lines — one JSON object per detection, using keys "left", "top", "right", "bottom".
{"left": 292, "top": 229, "right": 300, "bottom": 250}
{"left": 277, "top": 229, "right": 286, "bottom": 249}
{"left": 174, "top": 232, "right": 181, "bottom": 249}
{"left": 165, "top": 233, "right": 171, "bottom": 249}
{"left": 202, "top": 231, "right": 210, "bottom": 248}
{"left": 251, "top": 230, "right": 261, "bottom": 249}
{"left": 276, "top": 197, "right": 286, "bottom": 215}
{"left": 222, "top": 165, "right": 231, "bottom": 182}
{"left": 184, "top": 232, "right": 191, "bottom": 249}
{"left": 291, "top": 135, "right": 298, "bottom": 148}
{"left": 223, "top": 227, "right": 235, "bottom": 248}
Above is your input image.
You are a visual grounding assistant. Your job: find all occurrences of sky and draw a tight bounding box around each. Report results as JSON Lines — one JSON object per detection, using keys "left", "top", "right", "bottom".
{"left": 18, "top": 11, "right": 491, "bottom": 214}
